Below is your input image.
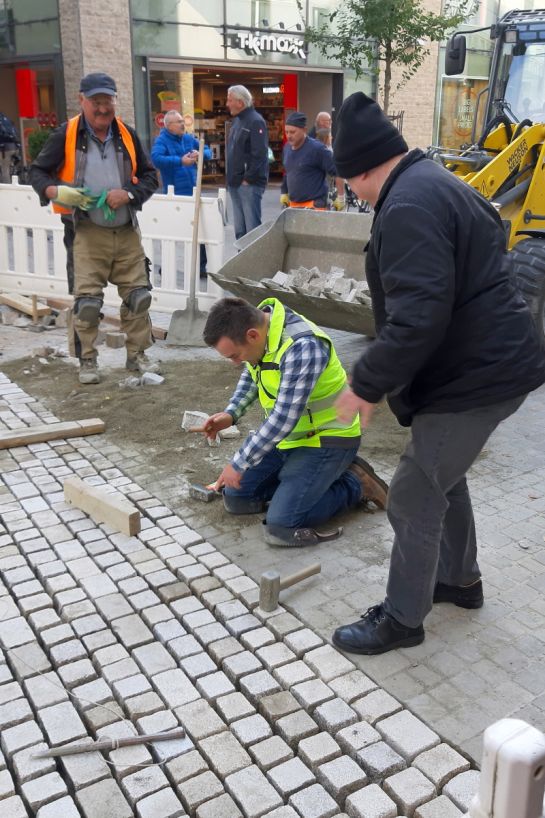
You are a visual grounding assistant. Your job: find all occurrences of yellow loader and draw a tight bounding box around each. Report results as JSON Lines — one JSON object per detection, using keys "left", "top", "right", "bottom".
{"left": 431, "top": 8, "right": 545, "bottom": 339}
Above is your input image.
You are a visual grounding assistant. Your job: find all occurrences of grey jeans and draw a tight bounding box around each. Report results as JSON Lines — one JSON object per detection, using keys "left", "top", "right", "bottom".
{"left": 383, "top": 395, "right": 527, "bottom": 628}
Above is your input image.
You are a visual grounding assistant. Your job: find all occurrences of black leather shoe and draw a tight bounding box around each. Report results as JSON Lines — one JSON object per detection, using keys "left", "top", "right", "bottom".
{"left": 433, "top": 580, "right": 483, "bottom": 609}
{"left": 332, "top": 604, "right": 424, "bottom": 655}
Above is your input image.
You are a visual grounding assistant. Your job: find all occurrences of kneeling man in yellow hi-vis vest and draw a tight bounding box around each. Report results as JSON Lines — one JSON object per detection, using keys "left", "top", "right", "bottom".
{"left": 202, "top": 296, "right": 388, "bottom": 547}
{"left": 29, "top": 72, "right": 159, "bottom": 385}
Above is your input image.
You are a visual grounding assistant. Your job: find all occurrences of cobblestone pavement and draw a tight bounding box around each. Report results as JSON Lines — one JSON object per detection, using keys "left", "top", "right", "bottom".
{"left": 1, "top": 185, "right": 545, "bottom": 814}
{"left": 0, "top": 371, "right": 482, "bottom": 817}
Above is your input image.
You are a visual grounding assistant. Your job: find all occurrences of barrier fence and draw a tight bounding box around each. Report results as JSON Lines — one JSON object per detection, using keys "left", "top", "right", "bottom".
{"left": 0, "top": 178, "right": 226, "bottom": 313}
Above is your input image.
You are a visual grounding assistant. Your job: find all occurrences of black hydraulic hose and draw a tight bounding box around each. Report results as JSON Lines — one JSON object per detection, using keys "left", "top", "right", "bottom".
{"left": 478, "top": 114, "right": 513, "bottom": 148}
{"left": 512, "top": 119, "right": 533, "bottom": 141}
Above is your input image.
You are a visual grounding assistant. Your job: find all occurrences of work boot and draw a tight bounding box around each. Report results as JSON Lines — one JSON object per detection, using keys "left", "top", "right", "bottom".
{"left": 332, "top": 603, "right": 425, "bottom": 655}
{"left": 79, "top": 358, "right": 100, "bottom": 385}
{"left": 348, "top": 456, "right": 388, "bottom": 509}
{"left": 126, "top": 352, "right": 161, "bottom": 375}
{"left": 263, "top": 522, "right": 343, "bottom": 548}
{"left": 433, "top": 579, "right": 484, "bottom": 609}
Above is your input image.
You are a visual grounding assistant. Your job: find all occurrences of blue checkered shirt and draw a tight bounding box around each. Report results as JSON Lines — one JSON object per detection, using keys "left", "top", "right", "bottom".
{"left": 225, "top": 330, "right": 330, "bottom": 473}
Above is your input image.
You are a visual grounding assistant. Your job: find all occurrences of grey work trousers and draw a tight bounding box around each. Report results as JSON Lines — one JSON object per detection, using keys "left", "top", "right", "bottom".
{"left": 383, "top": 395, "right": 526, "bottom": 628}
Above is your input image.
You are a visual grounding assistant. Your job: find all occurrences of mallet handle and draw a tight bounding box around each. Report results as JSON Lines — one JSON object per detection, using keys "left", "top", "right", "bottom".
{"left": 280, "top": 562, "right": 321, "bottom": 591}
{"left": 33, "top": 728, "right": 186, "bottom": 758}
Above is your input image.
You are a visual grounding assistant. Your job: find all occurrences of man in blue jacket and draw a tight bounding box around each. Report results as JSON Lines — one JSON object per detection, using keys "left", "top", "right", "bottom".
{"left": 151, "top": 111, "right": 211, "bottom": 273}
{"left": 226, "top": 85, "right": 269, "bottom": 240}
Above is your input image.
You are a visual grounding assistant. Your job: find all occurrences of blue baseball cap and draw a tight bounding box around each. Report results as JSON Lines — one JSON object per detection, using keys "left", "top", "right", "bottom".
{"left": 80, "top": 73, "right": 117, "bottom": 97}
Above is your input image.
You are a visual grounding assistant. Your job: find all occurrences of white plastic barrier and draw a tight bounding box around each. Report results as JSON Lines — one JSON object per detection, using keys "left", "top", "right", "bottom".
{"left": 467, "top": 719, "right": 545, "bottom": 818}
{"left": 0, "top": 178, "right": 226, "bottom": 313}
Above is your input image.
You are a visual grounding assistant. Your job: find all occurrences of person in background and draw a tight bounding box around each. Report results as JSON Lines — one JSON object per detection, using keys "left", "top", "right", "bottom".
{"left": 308, "top": 111, "right": 332, "bottom": 139}
{"left": 201, "top": 296, "right": 388, "bottom": 548}
{"left": 0, "top": 111, "right": 19, "bottom": 183}
{"left": 331, "top": 92, "right": 545, "bottom": 655}
{"left": 151, "top": 110, "right": 212, "bottom": 274}
{"left": 225, "top": 85, "right": 269, "bottom": 240}
{"left": 280, "top": 112, "right": 344, "bottom": 211}
{"left": 315, "top": 128, "right": 333, "bottom": 150}
{"left": 29, "top": 72, "right": 159, "bottom": 385}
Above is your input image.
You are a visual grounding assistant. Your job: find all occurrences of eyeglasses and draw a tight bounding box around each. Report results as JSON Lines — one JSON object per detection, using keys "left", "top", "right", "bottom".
{"left": 86, "top": 97, "right": 117, "bottom": 109}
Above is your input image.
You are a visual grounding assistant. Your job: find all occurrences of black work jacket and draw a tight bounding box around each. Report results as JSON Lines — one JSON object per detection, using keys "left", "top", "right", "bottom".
{"left": 226, "top": 106, "right": 269, "bottom": 189}
{"left": 352, "top": 150, "right": 545, "bottom": 426}
{"left": 29, "top": 115, "right": 158, "bottom": 226}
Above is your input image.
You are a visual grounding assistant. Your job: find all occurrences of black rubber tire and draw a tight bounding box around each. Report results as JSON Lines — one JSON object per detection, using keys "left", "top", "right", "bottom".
{"left": 509, "top": 238, "right": 545, "bottom": 341}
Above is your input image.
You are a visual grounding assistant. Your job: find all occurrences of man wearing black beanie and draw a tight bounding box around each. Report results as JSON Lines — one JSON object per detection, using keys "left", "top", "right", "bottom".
{"left": 280, "top": 111, "right": 345, "bottom": 210}
{"left": 330, "top": 92, "right": 545, "bottom": 655}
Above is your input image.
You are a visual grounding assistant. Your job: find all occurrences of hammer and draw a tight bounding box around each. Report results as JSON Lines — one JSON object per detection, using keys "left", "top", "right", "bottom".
{"left": 259, "top": 563, "right": 321, "bottom": 612}
{"left": 189, "top": 481, "right": 221, "bottom": 502}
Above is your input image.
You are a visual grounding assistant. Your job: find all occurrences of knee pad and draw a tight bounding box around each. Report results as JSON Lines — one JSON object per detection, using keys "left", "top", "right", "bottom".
{"left": 74, "top": 296, "right": 103, "bottom": 326}
{"left": 124, "top": 287, "right": 152, "bottom": 315}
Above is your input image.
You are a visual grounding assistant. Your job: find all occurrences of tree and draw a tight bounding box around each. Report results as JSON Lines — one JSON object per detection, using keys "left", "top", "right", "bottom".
{"left": 301, "top": 0, "right": 477, "bottom": 114}
{"left": 28, "top": 128, "right": 53, "bottom": 162}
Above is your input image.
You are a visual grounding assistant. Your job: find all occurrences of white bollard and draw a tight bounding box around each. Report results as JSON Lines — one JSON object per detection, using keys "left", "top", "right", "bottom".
{"left": 467, "top": 718, "right": 545, "bottom": 818}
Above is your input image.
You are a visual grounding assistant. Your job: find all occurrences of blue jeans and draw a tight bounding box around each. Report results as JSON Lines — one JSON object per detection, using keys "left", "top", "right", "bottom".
{"left": 229, "top": 184, "right": 265, "bottom": 240}
{"left": 223, "top": 443, "right": 362, "bottom": 543}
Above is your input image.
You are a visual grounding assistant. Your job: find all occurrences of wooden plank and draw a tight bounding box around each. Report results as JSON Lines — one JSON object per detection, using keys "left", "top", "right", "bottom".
{"left": 63, "top": 475, "right": 141, "bottom": 536}
{"left": 0, "top": 291, "right": 51, "bottom": 316}
{"left": 0, "top": 418, "right": 105, "bottom": 450}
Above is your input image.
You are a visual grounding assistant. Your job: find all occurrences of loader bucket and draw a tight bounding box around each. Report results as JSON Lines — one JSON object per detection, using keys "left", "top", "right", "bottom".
{"left": 209, "top": 209, "right": 375, "bottom": 336}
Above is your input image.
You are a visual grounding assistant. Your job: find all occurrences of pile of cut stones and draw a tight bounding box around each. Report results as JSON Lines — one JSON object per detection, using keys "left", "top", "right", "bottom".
{"left": 261, "top": 266, "right": 372, "bottom": 307}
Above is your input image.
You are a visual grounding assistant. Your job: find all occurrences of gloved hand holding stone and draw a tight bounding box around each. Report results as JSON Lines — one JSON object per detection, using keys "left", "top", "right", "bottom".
{"left": 332, "top": 195, "right": 345, "bottom": 212}
{"left": 280, "top": 193, "right": 290, "bottom": 208}
{"left": 53, "top": 185, "right": 97, "bottom": 210}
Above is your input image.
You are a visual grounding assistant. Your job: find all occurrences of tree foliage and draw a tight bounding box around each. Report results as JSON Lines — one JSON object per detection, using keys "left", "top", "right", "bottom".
{"left": 302, "top": 0, "right": 477, "bottom": 114}
{"left": 27, "top": 128, "right": 53, "bottom": 162}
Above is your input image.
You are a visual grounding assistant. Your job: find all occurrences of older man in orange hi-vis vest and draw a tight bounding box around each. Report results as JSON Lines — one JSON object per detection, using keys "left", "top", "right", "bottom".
{"left": 29, "top": 73, "right": 159, "bottom": 385}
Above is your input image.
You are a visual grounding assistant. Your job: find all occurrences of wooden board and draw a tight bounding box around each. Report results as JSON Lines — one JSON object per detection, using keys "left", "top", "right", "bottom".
{"left": 63, "top": 475, "right": 141, "bottom": 536}
{"left": 0, "top": 292, "right": 51, "bottom": 316}
{"left": 0, "top": 418, "right": 105, "bottom": 449}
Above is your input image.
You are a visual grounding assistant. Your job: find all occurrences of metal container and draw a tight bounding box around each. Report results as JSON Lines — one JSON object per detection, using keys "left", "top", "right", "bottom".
{"left": 209, "top": 209, "right": 375, "bottom": 335}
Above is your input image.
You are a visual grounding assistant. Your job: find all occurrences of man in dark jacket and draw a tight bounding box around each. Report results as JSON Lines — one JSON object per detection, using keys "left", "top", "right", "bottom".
{"left": 330, "top": 92, "right": 545, "bottom": 655}
{"left": 225, "top": 85, "right": 269, "bottom": 240}
{"left": 280, "top": 111, "right": 344, "bottom": 210}
{"left": 151, "top": 110, "right": 212, "bottom": 273}
{"left": 29, "top": 72, "right": 159, "bottom": 385}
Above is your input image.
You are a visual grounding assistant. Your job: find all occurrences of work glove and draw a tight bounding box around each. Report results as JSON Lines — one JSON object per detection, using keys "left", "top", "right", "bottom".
{"left": 94, "top": 189, "right": 116, "bottom": 222}
{"left": 332, "top": 195, "right": 345, "bottom": 212}
{"left": 280, "top": 193, "right": 290, "bottom": 208}
{"left": 53, "top": 185, "right": 96, "bottom": 210}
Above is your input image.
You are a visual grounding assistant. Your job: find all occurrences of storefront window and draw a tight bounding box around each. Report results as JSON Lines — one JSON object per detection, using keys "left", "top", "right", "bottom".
{"left": 132, "top": 19, "right": 225, "bottom": 59}
{"left": 131, "top": 0, "right": 224, "bottom": 57}
{"left": 132, "top": 0, "right": 223, "bottom": 26}
{"left": 0, "top": 0, "right": 60, "bottom": 58}
{"left": 149, "top": 65, "right": 195, "bottom": 146}
{"left": 227, "top": 0, "right": 301, "bottom": 29}
{"left": 433, "top": 0, "right": 500, "bottom": 147}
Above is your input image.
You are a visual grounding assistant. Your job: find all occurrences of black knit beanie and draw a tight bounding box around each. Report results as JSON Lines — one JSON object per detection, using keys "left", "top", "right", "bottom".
{"left": 286, "top": 111, "right": 307, "bottom": 128}
{"left": 334, "top": 92, "right": 408, "bottom": 178}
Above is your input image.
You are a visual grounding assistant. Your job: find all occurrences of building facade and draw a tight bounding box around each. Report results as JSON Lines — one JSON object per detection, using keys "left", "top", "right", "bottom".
{"left": 0, "top": 0, "right": 540, "bottom": 172}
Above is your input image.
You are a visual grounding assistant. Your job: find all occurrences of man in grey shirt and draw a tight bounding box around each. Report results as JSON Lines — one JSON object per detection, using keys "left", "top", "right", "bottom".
{"left": 30, "top": 73, "right": 158, "bottom": 384}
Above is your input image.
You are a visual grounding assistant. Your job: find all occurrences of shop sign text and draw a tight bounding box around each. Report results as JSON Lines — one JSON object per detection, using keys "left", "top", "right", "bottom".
{"left": 233, "top": 31, "right": 306, "bottom": 60}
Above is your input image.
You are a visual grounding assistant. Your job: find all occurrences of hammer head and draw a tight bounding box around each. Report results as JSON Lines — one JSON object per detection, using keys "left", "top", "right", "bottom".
{"left": 189, "top": 483, "right": 220, "bottom": 502}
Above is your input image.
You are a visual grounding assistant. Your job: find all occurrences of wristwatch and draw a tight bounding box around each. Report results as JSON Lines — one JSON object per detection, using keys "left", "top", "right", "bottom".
{"left": 126, "top": 190, "right": 135, "bottom": 202}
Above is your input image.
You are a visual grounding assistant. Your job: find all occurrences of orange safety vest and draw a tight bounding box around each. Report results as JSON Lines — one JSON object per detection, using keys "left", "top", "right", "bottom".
{"left": 289, "top": 199, "right": 327, "bottom": 211}
{"left": 53, "top": 115, "right": 138, "bottom": 214}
